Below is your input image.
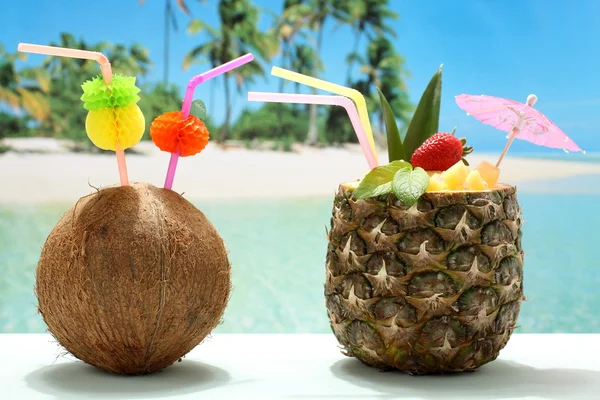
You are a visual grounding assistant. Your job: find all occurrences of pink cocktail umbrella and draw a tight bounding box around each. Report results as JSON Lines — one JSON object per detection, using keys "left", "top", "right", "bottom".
{"left": 455, "top": 94, "right": 584, "bottom": 167}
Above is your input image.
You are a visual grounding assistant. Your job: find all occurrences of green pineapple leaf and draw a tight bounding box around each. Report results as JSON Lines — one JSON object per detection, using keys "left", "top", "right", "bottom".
{"left": 190, "top": 99, "right": 207, "bottom": 120}
{"left": 377, "top": 86, "right": 407, "bottom": 162}
{"left": 354, "top": 160, "right": 412, "bottom": 199}
{"left": 391, "top": 165, "right": 429, "bottom": 206}
{"left": 403, "top": 65, "right": 443, "bottom": 160}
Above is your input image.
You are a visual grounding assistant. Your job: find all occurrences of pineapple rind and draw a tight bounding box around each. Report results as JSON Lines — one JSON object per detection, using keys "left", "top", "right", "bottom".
{"left": 325, "top": 183, "right": 524, "bottom": 374}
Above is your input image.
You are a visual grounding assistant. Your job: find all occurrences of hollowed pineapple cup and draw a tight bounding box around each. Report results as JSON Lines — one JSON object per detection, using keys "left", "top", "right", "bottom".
{"left": 325, "top": 182, "right": 524, "bottom": 374}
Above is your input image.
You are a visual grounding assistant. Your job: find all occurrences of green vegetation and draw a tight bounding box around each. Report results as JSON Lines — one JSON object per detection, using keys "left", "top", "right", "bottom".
{"left": 231, "top": 102, "right": 328, "bottom": 150}
{"left": 0, "top": 0, "right": 411, "bottom": 152}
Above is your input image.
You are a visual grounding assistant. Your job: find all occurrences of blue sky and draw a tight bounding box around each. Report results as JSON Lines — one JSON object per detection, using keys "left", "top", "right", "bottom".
{"left": 2, "top": 0, "right": 599, "bottom": 155}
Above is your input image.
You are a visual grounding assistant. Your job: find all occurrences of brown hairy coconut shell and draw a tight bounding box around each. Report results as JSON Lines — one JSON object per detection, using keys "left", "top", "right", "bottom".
{"left": 36, "top": 182, "right": 231, "bottom": 375}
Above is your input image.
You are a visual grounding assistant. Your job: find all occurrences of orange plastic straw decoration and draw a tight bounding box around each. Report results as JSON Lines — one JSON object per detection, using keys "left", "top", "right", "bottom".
{"left": 18, "top": 43, "right": 130, "bottom": 186}
{"left": 151, "top": 111, "right": 209, "bottom": 157}
{"left": 156, "top": 53, "right": 254, "bottom": 190}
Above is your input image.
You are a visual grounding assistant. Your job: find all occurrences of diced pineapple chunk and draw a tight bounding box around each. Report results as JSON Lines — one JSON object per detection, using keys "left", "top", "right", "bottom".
{"left": 475, "top": 161, "right": 500, "bottom": 188}
{"left": 465, "top": 170, "right": 488, "bottom": 190}
{"left": 427, "top": 170, "right": 442, "bottom": 177}
{"left": 441, "top": 161, "right": 469, "bottom": 190}
{"left": 427, "top": 173, "right": 448, "bottom": 192}
{"left": 343, "top": 180, "right": 360, "bottom": 190}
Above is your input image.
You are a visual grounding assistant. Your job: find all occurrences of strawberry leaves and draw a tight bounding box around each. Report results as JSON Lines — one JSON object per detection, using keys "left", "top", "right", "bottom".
{"left": 460, "top": 137, "right": 474, "bottom": 165}
{"left": 354, "top": 160, "right": 429, "bottom": 206}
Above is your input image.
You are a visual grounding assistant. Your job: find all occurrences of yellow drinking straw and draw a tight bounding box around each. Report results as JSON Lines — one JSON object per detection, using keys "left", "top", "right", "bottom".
{"left": 271, "top": 66, "right": 378, "bottom": 163}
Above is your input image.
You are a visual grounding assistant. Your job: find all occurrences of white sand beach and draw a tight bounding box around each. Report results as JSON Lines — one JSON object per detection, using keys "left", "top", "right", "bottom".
{"left": 1, "top": 138, "right": 599, "bottom": 204}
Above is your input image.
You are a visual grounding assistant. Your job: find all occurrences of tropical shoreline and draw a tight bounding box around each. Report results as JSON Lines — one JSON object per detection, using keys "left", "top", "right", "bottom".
{"left": 1, "top": 138, "right": 599, "bottom": 204}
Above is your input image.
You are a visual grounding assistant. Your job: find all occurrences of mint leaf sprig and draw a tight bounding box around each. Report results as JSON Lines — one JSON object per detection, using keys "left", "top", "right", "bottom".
{"left": 355, "top": 160, "right": 429, "bottom": 206}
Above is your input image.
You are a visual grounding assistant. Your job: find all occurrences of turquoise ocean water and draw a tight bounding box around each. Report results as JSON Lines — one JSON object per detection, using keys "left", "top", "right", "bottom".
{"left": 1, "top": 176, "right": 599, "bottom": 334}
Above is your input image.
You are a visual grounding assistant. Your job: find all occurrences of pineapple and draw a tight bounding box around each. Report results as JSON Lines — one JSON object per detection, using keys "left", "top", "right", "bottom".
{"left": 475, "top": 161, "right": 501, "bottom": 188}
{"left": 324, "top": 65, "right": 524, "bottom": 374}
{"left": 465, "top": 170, "right": 488, "bottom": 190}
{"left": 325, "top": 183, "right": 523, "bottom": 374}
{"left": 441, "top": 161, "right": 469, "bottom": 190}
{"left": 426, "top": 173, "right": 448, "bottom": 192}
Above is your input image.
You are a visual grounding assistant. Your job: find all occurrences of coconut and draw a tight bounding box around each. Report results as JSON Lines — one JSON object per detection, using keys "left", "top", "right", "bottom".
{"left": 35, "top": 182, "right": 231, "bottom": 375}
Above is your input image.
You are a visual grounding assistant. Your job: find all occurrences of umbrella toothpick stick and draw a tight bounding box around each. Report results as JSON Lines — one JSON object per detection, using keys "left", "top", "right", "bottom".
{"left": 495, "top": 95, "right": 538, "bottom": 168}
{"left": 496, "top": 116, "right": 525, "bottom": 168}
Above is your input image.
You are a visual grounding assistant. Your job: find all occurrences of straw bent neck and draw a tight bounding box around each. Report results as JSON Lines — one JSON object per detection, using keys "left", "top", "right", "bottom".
{"left": 17, "top": 42, "right": 128, "bottom": 184}
{"left": 164, "top": 53, "right": 254, "bottom": 190}
{"left": 270, "top": 66, "right": 377, "bottom": 162}
{"left": 271, "top": 66, "right": 355, "bottom": 97}
{"left": 187, "top": 75, "right": 206, "bottom": 89}
{"left": 98, "top": 59, "right": 112, "bottom": 84}
{"left": 247, "top": 92, "right": 377, "bottom": 170}
{"left": 181, "top": 53, "right": 254, "bottom": 119}
{"left": 18, "top": 43, "right": 113, "bottom": 83}
{"left": 248, "top": 92, "right": 343, "bottom": 106}
{"left": 181, "top": 76, "right": 206, "bottom": 119}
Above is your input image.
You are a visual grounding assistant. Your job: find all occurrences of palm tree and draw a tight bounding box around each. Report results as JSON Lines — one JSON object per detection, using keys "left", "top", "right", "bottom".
{"left": 303, "top": 0, "right": 351, "bottom": 145}
{"left": 290, "top": 44, "right": 321, "bottom": 94}
{"left": 275, "top": 0, "right": 311, "bottom": 93}
{"left": 359, "top": 36, "right": 411, "bottom": 135}
{"left": 139, "top": 0, "right": 201, "bottom": 83}
{"left": 324, "top": 36, "right": 410, "bottom": 146}
{"left": 0, "top": 44, "right": 50, "bottom": 122}
{"left": 268, "top": 1, "right": 311, "bottom": 137}
{"left": 184, "top": 0, "right": 278, "bottom": 143}
{"left": 107, "top": 43, "right": 153, "bottom": 78}
{"left": 343, "top": 0, "right": 398, "bottom": 84}
{"left": 289, "top": 44, "right": 321, "bottom": 124}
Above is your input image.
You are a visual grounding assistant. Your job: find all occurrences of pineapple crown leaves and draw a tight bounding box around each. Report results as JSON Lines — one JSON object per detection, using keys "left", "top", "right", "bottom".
{"left": 80, "top": 74, "right": 141, "bottom": 111}
{"left": 380, "top": 64, "right": 444, "bottom": 164}
{"left": 356, "top": 65, "right": 479, "bottom": 205}
{"left": 355, "top": 65, "right": 444, "bottom": 205}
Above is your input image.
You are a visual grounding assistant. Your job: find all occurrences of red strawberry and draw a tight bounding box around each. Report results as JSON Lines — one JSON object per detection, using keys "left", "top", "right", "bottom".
{"left": 410, "top": 129, "right": 473, "bottom": 171}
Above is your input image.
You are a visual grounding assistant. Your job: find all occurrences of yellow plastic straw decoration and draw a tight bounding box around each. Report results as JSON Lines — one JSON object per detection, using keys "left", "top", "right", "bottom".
{"left": 271, "top": 66, "right": 378, "bottom": 163}
{"left": 17, "top": 43, "right": 145, "bottom": 186}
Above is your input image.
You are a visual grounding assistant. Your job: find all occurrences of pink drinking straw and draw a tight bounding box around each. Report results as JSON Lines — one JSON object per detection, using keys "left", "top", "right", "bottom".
{"left": 18, "top": 43, "right": 129, "bottom": 186}
{"left": 164, "top": 53, "right": 255, "bottom": 190}
{"left": 247, "top": 92, "right": 378, "bottom": 170}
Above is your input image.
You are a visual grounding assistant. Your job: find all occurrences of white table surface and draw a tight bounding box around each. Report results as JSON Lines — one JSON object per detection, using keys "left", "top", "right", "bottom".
{"left": 1, "top": 333, "right": 599, "bottom": 400}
